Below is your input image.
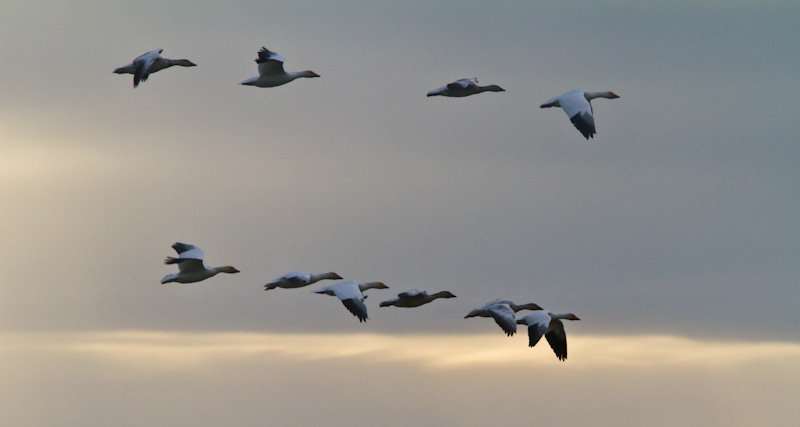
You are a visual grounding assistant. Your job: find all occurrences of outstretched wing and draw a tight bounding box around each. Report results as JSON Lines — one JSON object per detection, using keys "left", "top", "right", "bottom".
{"left": 559, "top": 92, "right": 595, "bottom": 139}
{"left": 132, "top": 50, "right": 161, "bottom": 88}
{"left": 486, "top": 304, "right": 517, "bottom": 336}
{"left": 544, "top": 320, "right": 568, "bottom": 361}
{"left": 330, "top": 282, "right": 369, "bottom": 322}
{"left": 256, "top": 47, "right": 286, "bottom": 76}
{"left": 521, "top": 311, "right": 551, "bottom": 347}
{"left": 164, "top": 243, "right": 205, "bottom": 273}
{"left": 448, "top": 78, "right": 477, "bottom": 90}
{"left": 398, "top": 289, "right": 426, "bottom": 298}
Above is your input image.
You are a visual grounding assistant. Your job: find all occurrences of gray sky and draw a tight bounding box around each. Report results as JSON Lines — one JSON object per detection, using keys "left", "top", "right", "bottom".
{"left": 2, "top": 1, "right": 799, "bottom": 425}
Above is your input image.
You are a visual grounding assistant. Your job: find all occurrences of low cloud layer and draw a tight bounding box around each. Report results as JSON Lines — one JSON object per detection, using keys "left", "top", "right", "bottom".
{"left": 3, "top": 331, "right": 799, "bottom": 426}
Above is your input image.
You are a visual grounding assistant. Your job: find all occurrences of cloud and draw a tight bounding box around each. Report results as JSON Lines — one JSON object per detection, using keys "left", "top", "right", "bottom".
{"left": 3, "top": 331, "right": 799, "bottom": 426}
{"left": 18, "top": 330, "right": 800, "bottom": 372}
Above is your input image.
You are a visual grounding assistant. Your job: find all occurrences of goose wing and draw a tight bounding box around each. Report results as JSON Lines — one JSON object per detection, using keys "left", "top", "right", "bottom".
{"left": 164, "top": 242, "right": 206, "bottom": 273}
{"left": 272, "top": 270, "right": 311, "bottom": 285}
{"left": 398, "top": 289, "right": 426, "bottom": 298}
{"left": 133, "top": 49, "right": 161, "bottom": 88}
{"left": 256, "top": 47, "right": 286, "bottom": 77}
{"left": 331, "top": 282, "right": 369, "bottom": 322}
{"left": 447, "top": 78, "right": 477, "bottom": 90}
{"left": 544, "top": 319, "right": 568, "bottom": 361}
{"left": 521, "top": 311, "right": 551, "bottom": 348}
{"left": 486, "top": 303, "right": 517, "bottom": 336}
{"left": 559, "top": 90, "right": 595, "bottom": 139}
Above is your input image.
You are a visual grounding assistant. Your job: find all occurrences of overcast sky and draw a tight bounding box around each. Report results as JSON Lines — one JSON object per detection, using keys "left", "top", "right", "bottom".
{"left": 1, "top": 1, "right": 799, "bottom": 425}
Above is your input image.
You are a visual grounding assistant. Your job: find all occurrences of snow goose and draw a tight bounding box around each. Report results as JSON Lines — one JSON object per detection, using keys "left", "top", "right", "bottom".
{"left": 313, "top": 280, "right": 388, "bottom": 322}
{"left": 160, "top": 243, "right": 239, "bottom": 284}
{"left": 379, "top": 289, "right": 456, "bottom": 308}
{"left": 240, "top": 47, "right": 319, "bottom": 88}
{"left": 264, "top": 270, "right": 342, "bottom": 291}
{"left": 516, "top": 310, "right": 580, "bottom": 361}
{"left": 464, "top": 299, "right": 542, "bottom": 336}
{"left": 540, "top": 89, "right": 619, "bottom": 139}
{"left": 113, "top": 49, "right": 196, "bottom": 88}
{"left": 427, "top": 78, "right": 505, "bottom": 97}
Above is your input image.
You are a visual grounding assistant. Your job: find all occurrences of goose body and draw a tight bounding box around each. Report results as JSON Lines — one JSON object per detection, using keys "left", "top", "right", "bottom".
{"left": 160, "top": 243, "right": 239, "bottom": 284}
{"left": 427, "top": 78, "right": 505, "bottom": 97}
{"left": 516, "top": 310, "right": 580, "bottom": 361}
{"left": 464, "top": 299, "right": 542, "bottom": 336}
{"left": 240, "top": 47, "right": 319, "bottom": 88}
{"left": 313, "top": 280, "right": 389, "bottom": 322}
{"left": 540, "top": 89, "right": 619, "bottom": 139}
{"left": 379, "top": 289, "right": 456, "bottom": 308}
{"left": 264, "top": 270, "right": 342, "bottom": 291}
{"left": 113, "top": 49, "right": 196, "bottom": 88}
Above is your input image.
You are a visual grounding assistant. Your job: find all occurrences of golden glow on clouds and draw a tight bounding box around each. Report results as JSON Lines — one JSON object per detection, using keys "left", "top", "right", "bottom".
{"left": 3, "top": 331, "right": 799, "bottom": 427}
{"left": 10, "top": 331, "right": 800, "bottom": 373}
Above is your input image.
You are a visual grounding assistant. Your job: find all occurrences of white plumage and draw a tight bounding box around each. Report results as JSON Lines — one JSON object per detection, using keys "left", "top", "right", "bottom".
{"left": 540, "top": 89, "right": 619, "bottom": 139}
{"left": 160, "top": 243, "right": 239, "bottom": 284}
{"left": 516, "top": 310, "right": 580, "bottom": 361}
{"left": 264, "top": 270, "right": 342, "bottom": 291}
{"left": 313, "top": 280, "right": 389, "bottom": 322}
{"left": 113, "top": 49, "right": 196, "bottom": 88}
{"left": 464, "top": 299, "right": 542, "bottom": 336}
{"left": 240, "top": 47, "right": 319, "bottom": 88}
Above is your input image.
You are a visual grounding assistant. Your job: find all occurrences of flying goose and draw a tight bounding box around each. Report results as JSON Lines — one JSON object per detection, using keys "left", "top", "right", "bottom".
{"left": 464, "top": 299, "right": 542, "bottom": 336}
{"left": 379, "top": 289, "right": 456, "bottom": 308}
{"left": 240, "top": 47, "right": 319, "bottom": 88}
{"left": 114, "top": 49, "right": 196, "bottom": 88}
{"left": 516, "top": 310, "right": 580, "bottom": 361}
{"left": 427, "top": 78, "right": 504, "bottom": 97}
{"left": 313, "top": 280, "right": 389, "bottom": 322}
{"left": 265, "top": 270, "right": 342, "bottom": 291}
{"left": 540, "top": 89, "right": 619, "bottom": 139}
{"left": 160, "top": 243, "right": 239, "bottom": 284}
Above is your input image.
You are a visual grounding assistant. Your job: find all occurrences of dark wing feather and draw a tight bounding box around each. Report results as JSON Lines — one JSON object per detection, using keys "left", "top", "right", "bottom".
{"left": 171, "top": 243, "right": 196, "bottom": 254}
{"left": 285, "top": 275, "right": 308, "bottom": 285}
{"left": 341, "top": 298, "right": 368, "bottom": 322}
{"left": 570, "top": 112, "right": 596, "bottom": 139}
{"left": 487, "top": 305, "right": 517, "bottom": 336}
{"left": 527, "top": 324, "right": 545, "bottom": 348}
{"left": 256, "top": 47, "right": 277, "bottom": 62}
{"left": 133, "top": 62, "right": 148, "bottom": 88}
{"left": 255, "top": 47, "right": 286, "bottom": 75}
{"left": 398, "top": 289, "right": 425, "bottom": 298}
{"left": 545, "top": 320, "right": 568, "bottom": 361}
{"left": 545, "top": 331, "right": 567, "bottom": 361}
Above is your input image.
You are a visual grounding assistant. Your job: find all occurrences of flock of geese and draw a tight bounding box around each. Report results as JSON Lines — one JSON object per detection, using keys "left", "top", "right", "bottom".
{"left": 136, "top": 44, "right": 618, "bottom": 361}
{"left": 161, "top": 238, "right": 577, "bottom": 362}
{"left": 114, "top": 47, "right": 619, "bottom": 140}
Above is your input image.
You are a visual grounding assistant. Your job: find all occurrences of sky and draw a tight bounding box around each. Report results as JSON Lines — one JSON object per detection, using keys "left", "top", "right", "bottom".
{"left": 1, "top": 0, "right": 799, "bottom": 425}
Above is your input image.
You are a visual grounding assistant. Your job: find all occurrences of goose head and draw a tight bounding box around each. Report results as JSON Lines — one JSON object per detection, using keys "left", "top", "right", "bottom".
{"left": 174, "top": 59, "right": 197, "bottom": 67}
{"left": 464, "top": 309, "right": 481, "bottom": 319}
{"left": 434, "top": 291, "right": 457, "bottom": 299}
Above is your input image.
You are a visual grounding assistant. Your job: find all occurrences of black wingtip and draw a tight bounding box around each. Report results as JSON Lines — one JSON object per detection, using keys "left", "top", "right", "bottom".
{"left": 570, "top": 112, "right": 596, "bottom": 139}
{"left": 342, "top": 299, "right": 369, "bottom": 322}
